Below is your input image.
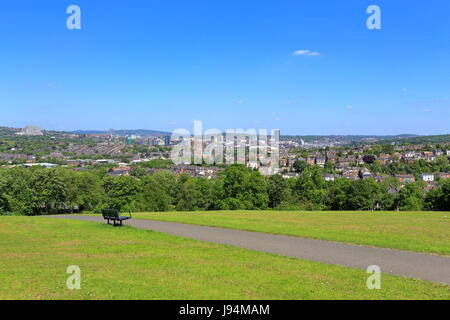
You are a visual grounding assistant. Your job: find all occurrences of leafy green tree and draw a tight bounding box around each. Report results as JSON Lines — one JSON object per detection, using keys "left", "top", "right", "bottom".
{"left": 0, "top": 170, "right": 9, "bottom": 213}
{"left": 293, "top": 160, "right": 309, "bottom": 174}
{"left": 193, "top": 178, "right": 214, "bottom": 210}
{"left": 220, "top": 165, "right": 268, "bottom": 210}
{"left": 346, "top": 179, "right": 381, "bottom": 211}
{"left": 176, "top": 178, "right": 201, "bottom": 211}
{"left": 324, "top": 161, "right": 334, "bottom": 174}
{"left": 74, "top": 171, "right": 104, "bottom": 212}
{"left": 139, "top": 176, "right": 171, "bottom": 212}
{"left": 370, "top": 160, "right": 383, "bottom": 175}
{"left": 1, "top": 168, "right": 38, "bottom": 215}
{"left": 379, "top": 190, "right": 396, "bottom": 210}
{"left": 102, "top": 175, "right": 143, "bottom": 212}
{"left": 396, "top": 183, "right": 424, "bottom": 211}
{"left": 293, "top": 166, "right": 326, "bottom": 210}
{"left": 424, "top": 180, "right": 450, "bottom": 211}
{"left": 131, "top": 167, "right": 148, "bottom": 179}
{"left": 267, "top": 174, "right": 289, "bottom": 208}
{"left": 152, "top": 171, "right": 178, "bottom": 204}
{"left": 32, "top": 168, "right": 68, "bottom": 214}
{"left": 326, "top": 178, "right": 352, "bottom": 210}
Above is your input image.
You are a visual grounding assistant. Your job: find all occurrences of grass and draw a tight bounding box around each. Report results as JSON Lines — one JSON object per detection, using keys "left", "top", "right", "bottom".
{"left": 130, "top": 211, "right": 450, "bottom": 256}
{"left": 0, "top": 217, "right": 449, "bottom": 300}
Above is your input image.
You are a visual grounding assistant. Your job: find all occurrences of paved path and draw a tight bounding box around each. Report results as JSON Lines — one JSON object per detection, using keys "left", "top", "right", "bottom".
{"left": 47, "top": 215, "right": 450, "bottom": 285}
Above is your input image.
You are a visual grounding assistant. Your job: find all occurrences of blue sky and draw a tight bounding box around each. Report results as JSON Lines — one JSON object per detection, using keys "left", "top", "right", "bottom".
{"left": 0, "top": 0, "right": 449, "bottom": 135}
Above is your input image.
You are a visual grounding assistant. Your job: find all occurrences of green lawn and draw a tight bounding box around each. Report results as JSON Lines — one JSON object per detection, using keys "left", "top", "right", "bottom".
{"left": 131, "top": 211, "right": 450, "bottom": 255}
{"left": 0, "top": 217, "right": 448, "bottom": 299}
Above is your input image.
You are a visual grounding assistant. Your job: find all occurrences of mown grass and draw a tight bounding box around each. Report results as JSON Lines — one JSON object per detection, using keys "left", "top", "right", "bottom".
{"left": 131, "top": 211, "right": 450, "bottom": 255}
{"left": 0, "top": 217, "right": 449, "bottom": 300}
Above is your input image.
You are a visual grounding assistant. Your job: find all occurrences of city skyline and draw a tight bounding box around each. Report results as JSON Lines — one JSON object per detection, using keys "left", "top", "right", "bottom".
{"left": 1, "top": 0, "right": 449, "bottom": 135}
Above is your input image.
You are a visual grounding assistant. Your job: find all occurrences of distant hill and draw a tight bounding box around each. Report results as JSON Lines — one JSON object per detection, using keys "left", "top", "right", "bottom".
{"left": 376, "top": 134, "right": 450, "bottom": 145}
{"left": 281, "top": 134, "right": 420, "bottom": 143}
{"left": 71, "top": 129, "right": 171, "bottom": 137}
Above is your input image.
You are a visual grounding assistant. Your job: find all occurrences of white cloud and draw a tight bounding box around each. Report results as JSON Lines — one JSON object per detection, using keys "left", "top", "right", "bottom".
{"left": 345, "top": 105, "right": 353, "bottom": 110}
{"left": 293, "top": 50, "right": 310, "bottom": 56}
{"left": 402, "top": 88, "right": 408, "bottom": 92}
{"left": 424, "top": 108, "right": 430, "bottom": 112}
{"left": 232, "top": 100, "right": 244, "bottom": 104}
{"left": 293, "top": 50, "right": 320, "bottom": 56}
{"left": 47, "top": 83, "right": 56, "bottom": 87}
{"left": 274, "top": 117, "right": 281, "bottom": 121}
{"left": 168, "top": 121, "right": 177, "bottom": 125}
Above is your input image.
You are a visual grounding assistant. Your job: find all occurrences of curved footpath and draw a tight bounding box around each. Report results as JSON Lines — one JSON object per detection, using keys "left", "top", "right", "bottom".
{"left": 45, "top": 215, "right": 450, "bottom": 285}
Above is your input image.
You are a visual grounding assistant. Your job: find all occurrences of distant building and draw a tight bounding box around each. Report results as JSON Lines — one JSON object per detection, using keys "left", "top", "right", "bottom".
{"left": 359, "top": 169, "right": 373, "bottom": 180}
{"left": 24, "top": 126, "right": 43, "bottom": 136}
{"left": 420, "top": 173, "right": 434, "bottom": 182}
{"left": 315, "top": 156, "right": 326, "bottom": 167}
{"left": 16, "top": 126, "right": 43, "bottom": 136}
{"left": 164, "top": 135, "right": 171, "bottom": 146}
{"left": 22, "top": 163, "right": 58, "bottom": 169}
{"left": 377, "top": 154, "right": 391, "bottom": 165}
{"left": 395, "top": 174, "right": 415, "bottom": 184}
{"left": 436, "top": 172, "right": 450, "bottom": 180}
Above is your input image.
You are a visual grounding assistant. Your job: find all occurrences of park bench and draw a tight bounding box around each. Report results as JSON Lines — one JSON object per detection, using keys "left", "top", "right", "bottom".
{"left": 101, "top": 209, "right": 131, "bottom": 227}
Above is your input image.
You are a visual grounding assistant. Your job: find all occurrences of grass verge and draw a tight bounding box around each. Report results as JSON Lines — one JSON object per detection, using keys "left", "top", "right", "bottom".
{"left": 0, "top": 217, "right": 448, "bottom": 300}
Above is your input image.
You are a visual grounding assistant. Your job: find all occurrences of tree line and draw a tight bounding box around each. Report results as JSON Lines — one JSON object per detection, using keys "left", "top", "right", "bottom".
{"left": 0, "top": 164, "right": 448, "bottom": 216}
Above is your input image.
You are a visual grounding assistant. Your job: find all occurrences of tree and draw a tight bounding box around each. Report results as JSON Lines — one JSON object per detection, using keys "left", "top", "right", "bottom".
{"left": 363, "top": 155, "right": 376, "bottom": 164}
{"left": 73, "top": 171, "right": 104, "bottom": 212}
{"left": 176, "top": 178, "right": 201, "bottom": 211}
{"left": 102, "top": 175, "right": 143, "bottom": 212}
{"left": 326, "top": 178, "right": 352, "bottom": 210}
{"left": 324, "top": 161, "right": 334, "bottom": 174}
{"left": 152, "top": 171, "right": 178, "bottom": 205}
{"left": 0, "top": 170, "right": 9, "bottom": 213}
{"left": 193, "top": 178, "right": 214, "bottom": 210}
{"left": 1, "top": 168, "right": 38, "bottom": 215}
{"left": 32, "top": 168, "right": 68, "bottom": 214}
{"left": 396, "top": 183, "right": 424, "bottom": 211}
{"left": 370, "top": 160, "right": 383, "bottom": 175}
{"left": 293, "top": 160, "right": 309, "bottom": 174}
{"left": 424, "top": 180, "right": 450, "bottom": 211}
{"left": 346, "top": 179, "right": 381, "bottom": 210}
{"left": 219, "top": 165, "right": 268, "bottom": 210}
{"left": 293, "top": 166, "right": 326, "bottom": 210}
{"left": 131, "top": 167, "right": 148, "bottom": 179}
{"left": 139, "top": 176, "right": 171, "bottom": 212}
{"left": 267, "top": 174, "right": 289, "bottom": 208}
